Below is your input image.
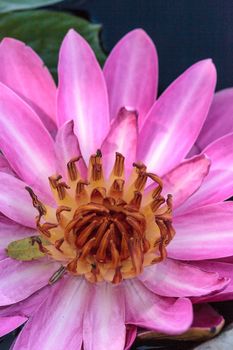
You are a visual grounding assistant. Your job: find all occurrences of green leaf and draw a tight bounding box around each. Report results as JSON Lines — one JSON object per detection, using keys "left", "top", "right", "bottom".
{"left": 0, "top": 10, "right": 106, "bottom": 80}
{"left": 0, "top": 0, "right": 63, "bottom": 13}
{"left": 7, "top": 236, "right": 49, "bottom": 261}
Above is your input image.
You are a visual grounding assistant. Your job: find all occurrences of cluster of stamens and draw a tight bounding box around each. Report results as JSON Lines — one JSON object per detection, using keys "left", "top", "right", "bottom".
{"left": 27, "top": 151, "right": 175, "bottom": 284}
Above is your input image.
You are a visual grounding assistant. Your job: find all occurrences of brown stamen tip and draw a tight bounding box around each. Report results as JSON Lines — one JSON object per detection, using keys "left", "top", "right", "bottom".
{"left": 79, "top": 237, "right": 96, "bottom": 259}
{"left": 66, "top": 257, "right": 78, "bottom": 273}
{"left": 132, "top": 162, "right": 147, "bottom": 172}
{"left": 129, "top": 191, "right": 142, "bottom": 209}
{"left": 25, "top": 187, "right": 46, "bottom": 217}
{"left": 110, "top": 179, "right": 125, "bottom": 197}
{"left": 90, "top": 153, "right": 103, "bottom": 181}
{"left": 147, "top": 173, "right": 163, "bottom": 198}
{"left": 37, "top": 222, "right": 58, "bottom": 237}
{"left": 76, "top": 180, "right": 89, "bottom": 197}
{"left": 67, "top": 156, "right": 82, "bottom": 181}
{"left": 151, "top": 196, "right": 165, "bottom": 212}
{"left": 90, "top": 187, "right": 106, "bottom": 203}
{"left": 56, "top": 206, "right": 71, "bottom": 223}
{"left": 56, "top": 182, "right": 70, "bottom": 200}
{"left": 96, "top": 225, "right": 113, "bottom": 262}
{"left": 76, "top": 220, "right": 99, "bottom": 248}
{"left": 112, "top": 266, "right": 122, "bottom": 284}
{"left": 55, "top": 238, "right": 64, "bottom": 251}
{"left": 49, "top": 175, "right": 62, "bottom": 189}
{"left": 96, "top": 149, "right": 102, "bottom": 157}
{"left": 49, "top": 266, "right": 66, "bottom": 284}
{"left": 129, "top": 236, "right": 143, "bottom": 275}
{"left": 113, "top": 152, "right": 125, "bottom": 177}
{"left": 110, "top": 239, "right": 120, "bottom": 268}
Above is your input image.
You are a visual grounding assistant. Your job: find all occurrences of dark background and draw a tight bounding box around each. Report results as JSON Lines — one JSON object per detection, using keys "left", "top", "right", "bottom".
{"left": 1, "top": 0, "right": 233, "bottom": 349}
{"left": 58, "top": 0, "right": 233, "bottom": 94}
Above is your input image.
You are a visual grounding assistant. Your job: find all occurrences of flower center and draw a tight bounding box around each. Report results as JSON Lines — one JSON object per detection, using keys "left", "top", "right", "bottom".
{"left": 27, "top": 151, "right": 175, "bottom": 284}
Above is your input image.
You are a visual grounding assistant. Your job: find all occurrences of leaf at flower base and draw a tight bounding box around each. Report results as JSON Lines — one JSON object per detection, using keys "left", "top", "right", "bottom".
{"left": 0, "top": 0, "right": 63, "bottom": 13}
{"left": 7, "top": 236, "right": 49, "bottom": 261}
{"left": 192, "top": 323, "right": 233, "bottom": 350}
{"left": 0, "top": 10, "right": 106, "bottom": 80}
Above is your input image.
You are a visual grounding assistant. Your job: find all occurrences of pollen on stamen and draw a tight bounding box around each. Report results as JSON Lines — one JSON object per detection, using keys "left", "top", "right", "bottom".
{"left": 26, "top": 151, "right": 175, "bottom": 284}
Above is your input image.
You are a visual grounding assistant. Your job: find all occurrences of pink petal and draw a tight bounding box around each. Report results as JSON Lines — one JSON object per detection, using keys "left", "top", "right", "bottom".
{"left": 0, "top": 83, "right": 56, "bottom": 196}
{"left": 137, "top": 60, "right": 216, "bottom": 175}
{"left": 57, "top": 29, "right": 110, "bottom": 162}
{"left": 176, "top": 133, "right": 233, "bottom": 213}
{"left": 168, "top": 202, "right": 233, "bottom": 260}
{"left": 0, "top": 285, "right": 50, "bottom": 319}
{"left": 160, "top": 154, "right": 210, "bottom": 208}
{"left": 190, "top": 261, "right": 233, "bottom": 303}
{"left": 13, "top": 277, "right": 89, "bottom": 350}
{"left": 0, "top": 38, "right": 57, "bottom": 135}
{"left": 101, "top": 107, "right": 138, "bottom": 177}
{"left": 196, "top": 88, "right": 233, "bottom": 151}
{"left": 0, "top": 316, "right": 27, "bottom": 337}
{"left": 0, "top": 258, "right": 60, "bottom": 306}
{"left": 0, "top": 154, "right": 15, "bottom": 176}
{"left": 0, "top": 172, "right": 37, "bottom": 228}
{"left": 0, "top": 215, "right": 36, "bottom": 260}
{"left": 83, "top": 282, "right": 125, "bottom": 350}
{"left": 103, "top": 29, "right": 158, "bottom": 129}
{"left": 124, "top": 279, "right": 193, "bottom": 335}
{"left": 55, "top": 120, "right": 87, "bottom": 180}
{"left": 139, "top": 258, "right": 228, "bottom": 297}
{"left": 125, "top": 325, "right": 137, "bottom": 350}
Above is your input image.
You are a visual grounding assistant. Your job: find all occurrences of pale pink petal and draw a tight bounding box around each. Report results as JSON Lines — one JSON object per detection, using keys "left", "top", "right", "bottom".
{"left": 0, "top": 316, "right": 27, "bottom": 337}
{"left": 125, "top": 325, "right": 137, "bottom": 350}
{"left": 101, "top": 107, "right": 138, "bottom": 177}
{"left": 168, "top": 202, "right": 233, "bottom": 260}
{"left": 0, "top": 285, "right": 50, "bottom": 319}
{"left": 103, "top": 29, "right": 158, "bottom": 129}
{"left": 137, "top": 60, "right": 216, "bottom": 175}
{"left": 145, "top": 154, "right": 210, "bottom": 209}
{"left": 83, "top": 282, "right": 125, "bottom": 350}
{"left": 0, "top": 173, "right": 37, "bottom": 228}
{"left": 0, "top": 154, "right": 15, "bottom": 176}
{"left": 124, "top": 279, "right": 193, "bottom": 335}
{"left": 55, "top": 120, "right": 87, "bottom": 180}
{"left": 0, "top": 38, "right": 57, "bottom": 134}
{"left": 57, "top": 29, "right": 110, "bottom": 162}
{"left": 0, "top": 215, "right": 36, "bottom": 259}
{"left": 13, "top": 277, "right": 89, "bottom": 350}
{"left": 0, "top": 83, "right": 56, "bottom": 196}
{"left": 190, "top": 261, "right": 233, "bottom": 303}
{"left": 177, "top": 133, "right": 233, "bottom": 213}
{"left": 138, "top": 258, "right": 229, "bottom": 297}
{"left": 0, "top": 258, "right": 60, "bottom": 306}
{"left": 196, "top": 88, "right": 233, "bottom": 151}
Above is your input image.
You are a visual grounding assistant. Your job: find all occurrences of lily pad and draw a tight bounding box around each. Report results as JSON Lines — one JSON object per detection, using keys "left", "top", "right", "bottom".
{"left": 0, "top": 10, "right": 106, "bottom": 80}
{"left": 7, "top": 236, "right": 48, "bottom": 261}
{"left": 0, "top": 0, "right": 63, "bottom": 13}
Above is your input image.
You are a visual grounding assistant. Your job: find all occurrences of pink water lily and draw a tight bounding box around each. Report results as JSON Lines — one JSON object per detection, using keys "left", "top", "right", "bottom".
{"left": 0, "top": 28, "right": 233, "bottom": 350}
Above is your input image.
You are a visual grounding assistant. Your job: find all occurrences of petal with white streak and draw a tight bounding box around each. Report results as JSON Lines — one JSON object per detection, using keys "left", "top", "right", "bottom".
{"left": 169, "top": 203, "right": 233, "bottom": 260}
{"left": 139, "top": 258, "right": 229, "bottom": 297}
{"left": 57, "top": 29, "right": 109, "bottom": 162}
{"left": 137, "top": 60, "right": 216, "bottom": 175}
{"left": 124, "top": 279, "right": 193, "bottom": 335}
{"left": 83, "top": 282, "right": 125, "bottom": 350}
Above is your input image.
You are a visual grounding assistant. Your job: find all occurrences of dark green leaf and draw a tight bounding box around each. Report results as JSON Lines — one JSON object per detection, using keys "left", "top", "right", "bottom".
{"left": 0, "top": 0, "right": 63, "bottom": 13}
{"left": 0, "top": 10, "right": 106, "bottom": 80}
{"left": 7, "top": 236, "right": 48, "bottom": 261}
